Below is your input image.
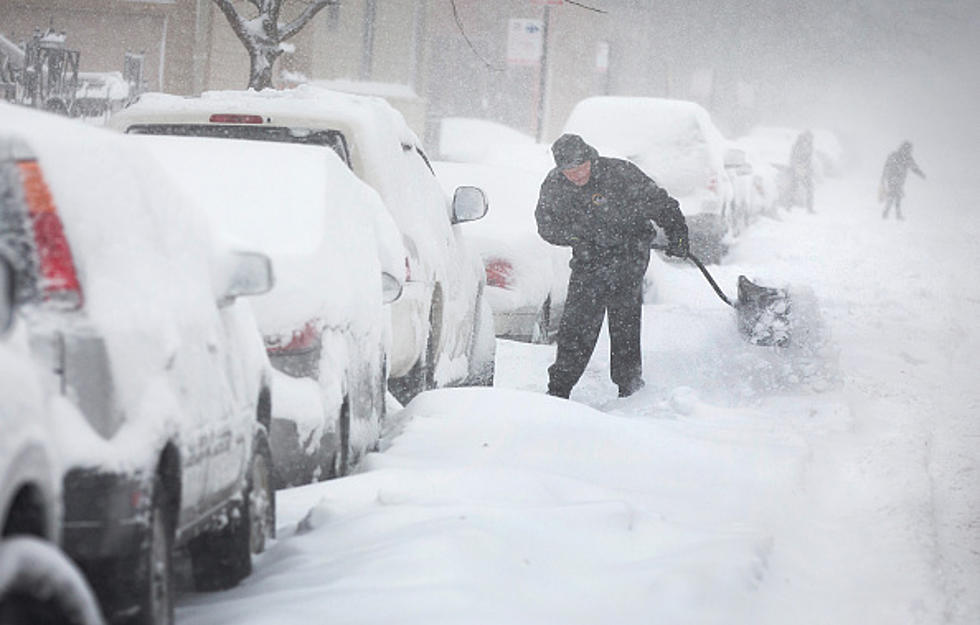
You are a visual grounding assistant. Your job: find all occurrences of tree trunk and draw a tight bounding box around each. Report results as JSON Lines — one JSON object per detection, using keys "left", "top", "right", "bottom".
{"left": 248, "top": 48, "right": 281, "bottom": 91}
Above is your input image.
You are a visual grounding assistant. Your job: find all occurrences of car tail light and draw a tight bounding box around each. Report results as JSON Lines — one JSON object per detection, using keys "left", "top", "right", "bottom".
{"left": 265, "top": 319, "right": 321, "bottom": 355}
{"left": 485, "top": 258, "right": 513, "bottom": 289}
{"left": 17, "top": 161, "right": 83, "bottom": 309}
{"left": 707, "top": 175, "right": 718, "bottom": 194}
{"left": 209, "top": 113, "right": 264, "bottom": 124}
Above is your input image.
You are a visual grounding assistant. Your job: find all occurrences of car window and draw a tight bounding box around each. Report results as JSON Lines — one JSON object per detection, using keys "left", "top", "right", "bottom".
{"left": 126, "top": 124, "right": 352, "bottom": 168}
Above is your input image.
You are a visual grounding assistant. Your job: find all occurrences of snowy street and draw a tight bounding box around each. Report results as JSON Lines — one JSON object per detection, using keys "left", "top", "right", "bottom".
{"left": 176, "top": 172, "right": 979, "bottom": 624}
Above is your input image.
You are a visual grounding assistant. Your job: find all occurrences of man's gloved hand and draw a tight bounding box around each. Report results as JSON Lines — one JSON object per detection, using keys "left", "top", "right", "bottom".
{"left": 666, "top": 235, "right": 689, "bottom": 258}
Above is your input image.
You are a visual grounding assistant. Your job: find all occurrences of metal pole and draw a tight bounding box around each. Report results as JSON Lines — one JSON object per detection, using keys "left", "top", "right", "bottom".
{"left": 535, "top": 5, "right": 550, "bottom": 143}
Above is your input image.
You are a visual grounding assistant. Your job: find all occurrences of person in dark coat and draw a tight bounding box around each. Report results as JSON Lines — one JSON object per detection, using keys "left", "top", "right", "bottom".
{"left": 535, "top": 134, "right": 688, "bottom": 399}
{"left": 880, "top": 141, "right": 925, "bottom": 220}
{"left": 787, "top": 129, "right": 815, "bottom": 213}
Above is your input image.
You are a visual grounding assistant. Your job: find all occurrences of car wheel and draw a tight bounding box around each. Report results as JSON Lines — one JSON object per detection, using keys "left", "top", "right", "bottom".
{"left": 248, "top": 432, "right": 276, "bottom": 554}
{"left": 0, "top": 537, "right": 104, "bottom": 625}
{"left": 387, "top": 331, "right": 436, "bottom": 405}
{"left": 129, "top": 478, "right": 174, "bottom": 625}
{"left": 188, "top": 432, "right": 275, "bottom": 591}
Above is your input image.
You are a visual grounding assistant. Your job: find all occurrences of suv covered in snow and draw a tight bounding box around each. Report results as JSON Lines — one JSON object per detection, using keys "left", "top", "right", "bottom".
{"left": 1, "top": 103, "right": 277, "bottom": 625}
{"left": 110, "top": 86, "right": 497, "bottom": 405}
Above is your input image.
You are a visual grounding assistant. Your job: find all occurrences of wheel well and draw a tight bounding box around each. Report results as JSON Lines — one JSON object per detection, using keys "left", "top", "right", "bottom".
{"left": 1, "top": 484, "right": 48, "bottom": 538}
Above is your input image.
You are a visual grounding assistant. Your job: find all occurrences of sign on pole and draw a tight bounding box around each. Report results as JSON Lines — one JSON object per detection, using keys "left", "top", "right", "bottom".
{"left": 507, "top": 18, "right": 544, "bottom": 66}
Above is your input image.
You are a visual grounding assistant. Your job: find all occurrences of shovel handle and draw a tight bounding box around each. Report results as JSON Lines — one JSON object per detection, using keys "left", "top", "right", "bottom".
{"left": 652, "top": 245, "right": 735, "bottom": 308}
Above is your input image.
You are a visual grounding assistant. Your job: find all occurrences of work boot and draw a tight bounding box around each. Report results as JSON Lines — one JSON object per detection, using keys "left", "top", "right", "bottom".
{"left": 547, "top": 385, "right": 570, "bottom": 399}
{"left": 617, "top": 378, "right": 645, "bottom": 398}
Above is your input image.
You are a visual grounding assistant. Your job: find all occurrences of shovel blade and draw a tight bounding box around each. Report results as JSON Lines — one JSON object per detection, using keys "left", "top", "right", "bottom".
{"left": 736, "top": 275, "right": 792, "bottom": 347}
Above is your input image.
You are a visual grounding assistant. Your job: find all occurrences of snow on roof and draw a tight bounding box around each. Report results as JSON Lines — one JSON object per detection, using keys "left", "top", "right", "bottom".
{"left": 310, "top": 79, "right": 421, "bottom": 101}
{"left": 438, "top": 117, "right": 535, "bottom": 163}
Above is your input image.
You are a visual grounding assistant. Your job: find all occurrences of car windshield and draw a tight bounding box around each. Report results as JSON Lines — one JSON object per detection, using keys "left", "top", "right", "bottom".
{"left": 125, "top": 124, "right": 351, "bottom": 167}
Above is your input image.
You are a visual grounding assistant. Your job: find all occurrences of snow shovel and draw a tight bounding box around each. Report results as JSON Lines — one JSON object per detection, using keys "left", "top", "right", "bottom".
{"left": 655, "top": 246, "right": 792, "bottom": 347}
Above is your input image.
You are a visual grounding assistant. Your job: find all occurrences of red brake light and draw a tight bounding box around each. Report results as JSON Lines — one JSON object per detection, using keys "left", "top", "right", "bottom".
{"left": 707, "top": 176, "right": 718, "bottom": 193}
{"left": 209, "top": 113, "right": 264, "bottom": 124}
{"left": 485, "top": 258, "right": 513, "bottom": 289}
{"left": 265, "top": 320, "right": 320, "bottom": 355}
{"left": 17, "top": 161, "right": 83, "bottom": 309}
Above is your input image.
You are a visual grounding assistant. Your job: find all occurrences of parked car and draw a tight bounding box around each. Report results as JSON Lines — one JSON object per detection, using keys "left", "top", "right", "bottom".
{"left": 110, "top": 86, "right": 496, "bottom": 405}
{"left": 137, "top": 133, "right": 405, "bottom": 487}
{"left": 0, "top": 254, "right": 104, "bottom": 625}
{"left": 563, "top": 96, "right": 735, "bottom": 263}
{"left": 1, "top": 103, "right": 277, "bottom": 625}
{"left": 433, "top": 160, "right": 568, "bottom": 344}
{"left": 722, "top": 142, "right": 785, "bottom": 235}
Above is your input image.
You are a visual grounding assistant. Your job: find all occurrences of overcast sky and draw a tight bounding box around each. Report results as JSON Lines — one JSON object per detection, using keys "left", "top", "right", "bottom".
{"left": 603, "top": 0, "right": 978, "bottom": 178}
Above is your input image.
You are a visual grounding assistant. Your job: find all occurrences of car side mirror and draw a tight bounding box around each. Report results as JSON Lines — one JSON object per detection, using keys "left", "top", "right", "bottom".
{"left": 220, "top": 251, "right": 274, "bottom": 306}
{"left": 451, "top": 186, "right": 488, "bottom": 224}
{"left": 381, "top": 271, "right": 403, "bottom": 304}
{"left": 0, "top": 255, "right": 15, "bottom": 334}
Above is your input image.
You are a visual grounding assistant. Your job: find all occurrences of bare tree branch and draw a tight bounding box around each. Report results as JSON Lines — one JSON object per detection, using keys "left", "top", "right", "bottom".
{"left": 213, "top": 0, "right": 257, "bottom": 52}
{"left": 280, "top": 0, "right": 338, "bottom": 42}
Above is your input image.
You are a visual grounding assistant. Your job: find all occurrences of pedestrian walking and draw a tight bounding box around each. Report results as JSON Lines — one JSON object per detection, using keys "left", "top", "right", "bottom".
{"left": 535, "top": 134, "right": 688, "bottom": 399}
{"left": 787, "top": 129, "right": 815, "bottom": 213}
{"left": 880, "top": 141, "right": 925, "bottom": 220}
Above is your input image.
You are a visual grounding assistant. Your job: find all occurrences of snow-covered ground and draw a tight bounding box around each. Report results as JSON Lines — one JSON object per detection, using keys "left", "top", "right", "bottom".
{"left": 176, "top": 169, "right": 979, "bottom": 624}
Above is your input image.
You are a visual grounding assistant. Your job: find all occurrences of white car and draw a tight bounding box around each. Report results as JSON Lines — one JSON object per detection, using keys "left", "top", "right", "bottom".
{"left": 0, "top": 255, "right": 104, "bottom": 625}
{"left": 110, "top": 86, "right": 497, "bottom": 404}
{"left": 433, "top": 160, "right": 568, "bottom": 343}
{"left": 138, "top": 134, "right": 405, "bottom": 486}
{"left": 563, "top": 96, "right": 735, "bottom": 263}
{"left": 1, "top": 103, "right": 276, "bottom": 625}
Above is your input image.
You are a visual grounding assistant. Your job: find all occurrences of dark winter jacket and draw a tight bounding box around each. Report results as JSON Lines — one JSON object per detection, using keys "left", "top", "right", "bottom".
{"left": 881, "top": 147, "right": 924, "bottom": 193}
{"left": 535, "top": 155, "right": 687, "bottom": 275}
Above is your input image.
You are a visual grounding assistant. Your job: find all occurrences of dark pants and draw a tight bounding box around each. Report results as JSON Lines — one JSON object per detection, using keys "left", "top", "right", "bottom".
{"left": 789, "top": 174, "right": 814, "bottom": 213}
{"left": 548, "top": 264, "right": 644, "bottom": 397}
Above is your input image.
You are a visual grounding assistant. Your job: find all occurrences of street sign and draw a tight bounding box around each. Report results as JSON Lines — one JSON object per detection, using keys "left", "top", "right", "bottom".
{"left": 506, "top": 18, "right": 544, "bottom": 66}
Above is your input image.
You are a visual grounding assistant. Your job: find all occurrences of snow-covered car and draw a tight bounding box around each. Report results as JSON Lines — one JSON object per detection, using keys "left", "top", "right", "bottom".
{"left": 433, "top": 160, "right": 569, "bottom": 343}
{"left": 562, "top": 96, "right": 735, "bottom": 263}
{"left": 722, "top": 143, "right": 784, "bottom": 235}
{"left": 0, "top": 103, "right": 277, "bottom": 625}
{"left": 0, "top": 255, "right": 104, "bottom": 625}
{"left": 110, "top": 86, "right": 497, "bottom": 404}
{"left": 137, "top": 134, "right": 405, "bottom": 487}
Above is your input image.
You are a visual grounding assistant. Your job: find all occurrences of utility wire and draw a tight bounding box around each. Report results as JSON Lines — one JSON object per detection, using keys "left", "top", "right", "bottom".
{"left": 565, "top": 0, "right": 607, "bottom": 13}
{"left": 449, "top": 0, "right": 504, "bottom": 72}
